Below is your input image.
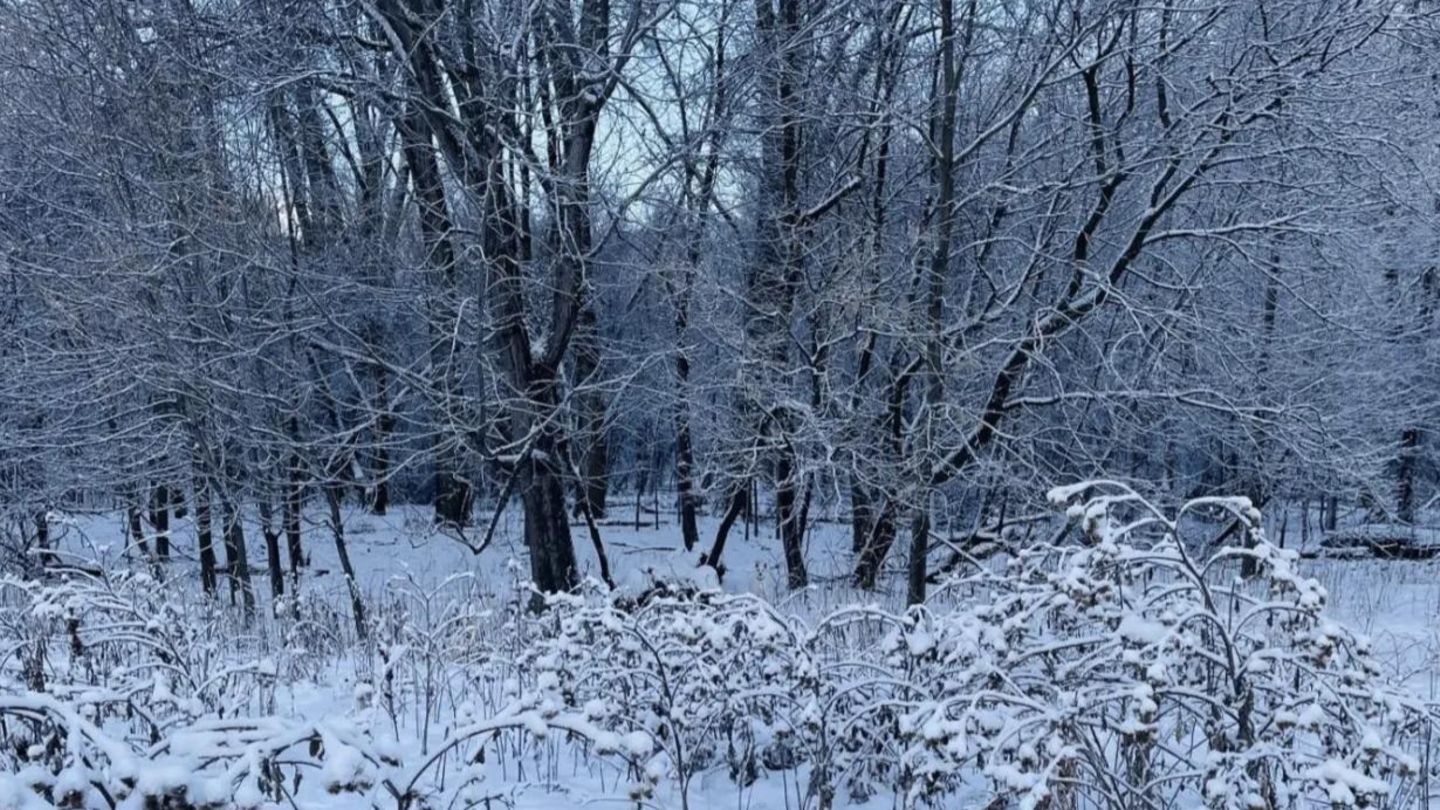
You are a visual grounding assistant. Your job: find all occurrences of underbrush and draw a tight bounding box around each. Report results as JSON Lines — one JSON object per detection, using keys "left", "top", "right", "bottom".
{"left": 3, "top": 483, "right": 1439, "bottom": 809}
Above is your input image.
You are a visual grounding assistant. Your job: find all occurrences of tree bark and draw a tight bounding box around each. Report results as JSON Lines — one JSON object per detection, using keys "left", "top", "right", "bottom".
{"left": 221, "top": 497, "right": 256, "bottom": 617}
{"left": 127, "top": 500, "right": 149, "bottom": 560}
{"left": 521, "top": 439, "right": 580, "bottom": 607}
{"left": 324, "top": 484, "right": 368, "bottom": 638}
{"left": 149, "top": 484, "right": 170, "bottom": 562}
{"left": 674, "top": 402, "right": 701, "bottom": 552}
{"left": 258, "top": 499, "right": 286, "bottom": 601}
{"left": 398, "top": 104, "right": 472, "bottom": 529}
{"left": 738, "top": 0, "right": 810, "bottom": 590}
{"left": 1397, "top": 426, "right": 1420, "bottom": 524}
{"left": 853, "top": 498, "right": 898, "bottom": 591}
{"left": 906, "top": 0, "right": 968, "bottom": 607}
{"left": 907, "top": 510, "right": 931, "bottom": 607}
{"left": 33, "top": 511, "right": 49, "bottom": 558}
{"left": 702, "top": 484, "right": 748, "bottom": 576}
{"left": 370, "top": 362, "right": 393, "bottom": 516}
{"left": 284, "top": 445, "right": 305, "bottom": 582}
{"left": 194, "top": 476, "right": 217, "bottom": 596}
{"left": 775, "top": 452, "right": 807, "bottom": 589}
{"left": 573, "top": 308, "right": 610, "bottom": 520}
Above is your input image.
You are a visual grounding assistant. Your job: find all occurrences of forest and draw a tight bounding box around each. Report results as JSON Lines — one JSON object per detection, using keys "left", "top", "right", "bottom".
{"left": 2, "top": 0, "right": 1440, "bottom": 808}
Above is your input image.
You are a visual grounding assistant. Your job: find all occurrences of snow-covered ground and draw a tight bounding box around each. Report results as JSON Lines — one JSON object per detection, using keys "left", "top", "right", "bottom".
{"left": 7, "top": 501, "right": 893, "bottom": 810}
{"left": 8, "top": 489, "right": 1440, "bottom": 809}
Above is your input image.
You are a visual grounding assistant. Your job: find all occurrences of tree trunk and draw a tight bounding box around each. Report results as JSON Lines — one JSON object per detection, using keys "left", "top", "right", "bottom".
{"left": 906, "top": 0, "right": 966, "bottom": 608}
{"left": 775, "top": 452, "right": 808, "bottom": 589}
{"left": 127, "top": 501, "right": 149, "bottom": 560}
{"left": 149, "top": 484, "right": 170, "bottom": 562}
{"left": 845, "top": 10, "right": 904, "bottom": 563}
{"left": 850, "top": 482, "right": 872, "bottom": 555}
{"left": 324, "top": 484, "right": 368, "bottom": 638}
{"left": 378, "top": 0, "right": 595, "bottom": 591}
{"left": 258, "top": 499, "right": 286, "bottom": 601}
{"left": 1397, "top": 426, "right": 1420, "bottom": 524}
{"left": 398, "top": 102, "right": 471, "bottom": 529}
{"left": 853, "top": 354, "right": 910, "bottom": 588}
{"left": 284, "top": 449, "right": 305, "bottom": 581}
{"left": 669, "top": 14, "right": 727, "bottom": 554}
{"left": 702, "top": 484, "right": 748, "bottom": 576}
{"left": 33, "top": 511, "right": 50, "bottom": 568}
{"left": 573, "top": 308, "right": 610, "bottom": 520}
{"left": 907, "top": 510, "right": 930, "bottom": 606}
{"left": 370, "top": 362, "right": 393, "bottom": 516}
{"left": 521, "top": 440, "right": 579, "bottom": 609}
{"left": 675, "top": 398, "right": 701, "bottom": 552}
{"left": 739, "top": 0, "right": 811, "bottom": 590}
{"left": 573, "top": 476, "right": 616, "bottom": 590}
{"left": 853, "top": 498, "right": 897, "bottom": 590}
{"left": 194, "top": 477, "right": 217, "bottom": 596}
{"left": 221, "top": 498, "right": 256, "bottom": 617}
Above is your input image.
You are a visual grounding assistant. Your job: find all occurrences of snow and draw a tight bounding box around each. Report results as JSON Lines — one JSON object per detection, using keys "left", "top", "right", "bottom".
{"left": 1118, "top": 613, "right": 1168, "bottom": 644}
{"left": 6, "top": 487, "right": 1440, "bottom": 809}
{"left": 1321, "top": 523, "right": 1440, "bottom": 558}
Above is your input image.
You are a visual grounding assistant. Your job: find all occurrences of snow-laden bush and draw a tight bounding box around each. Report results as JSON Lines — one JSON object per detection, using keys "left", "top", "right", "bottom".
{"left": 527, "top": 484, "right": 1440, "bottom": 809}
{"left": 524, "top": 583, "right": 825, "bottom": 809}
{"left": 0, "top": 569, "right": 654, "bottom": 810}
{"left": 3, "top": 484, "right": 1439, "bottom": 810}
{"left": 0, "top": 569, "right": 279, "bottom": 745}
{"left": 831, "top": 481, "right": 1437, "bottom": 809}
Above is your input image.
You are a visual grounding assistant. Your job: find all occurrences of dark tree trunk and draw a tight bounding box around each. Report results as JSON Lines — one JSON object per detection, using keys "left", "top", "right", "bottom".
{"left": 906, "top": 0, "right": 969, "bottom": 608}
{"left": 33, "top": 511, "right": 50, "bottom": 567}
{"left": 324, "top": 484, "right": 368, "bottom": 638}
{"left": 432, "top": 462, "right": 471, "bottom": 529}
{"left": 257, "top": 499, "right": 286, "bottom": 601}
{"left": 521, "top": 441, "right": 579, "bottom": 608}
{"left": 775, "top": 453, "right": 808, "bottom": 589}
{"left": 378, "top": 0, "right": 593, "bottom": 591}
{"left": 853, "top": 357, "right": 909, "bottom": 588}
{"left": 845, "top": 11, "right": 901, "bottom": 563}
{"left": 850, "top": 482, "right": 872, "bottom": 555}
{"left": 370, "top": 363, "right": 393, "bottom": 516}
{"left": 127, "top": 502, "right": 149, "bottom": 559}
{"left": 737, "top": 0, "right": 813, "bottom": 591}
{"left": 1398, "top": 427, "right": 1420, "bottom": 524}
{"left": 702, "top": 483, "right": 748, "bottom": 576}
{"left": 398, "top": 103, "right": 471, "bottom": 529}
{"left": 149, "top": 484, "right": 170, "bottom": 561}
{"left": 573, "top": 308, "right": 610, "bottom": 520}
{"left": 907, "top": 510, "right": 930, "bottom": 606}
{"left": 853, "top": 498, "right": 897, "bottom": 590}
{"left": 221, "top": 498, "right": 256, "bottom": 617}
{"left": 574, "top": 485, "right": 616, "bottom": 590}
{"left": 194, "top": 477, "right": 217, "bottom": 596}
{"left": 675, "top": 402, "right": 701, "bottom": 552}
{"left": 284, "top": 452, "right": 305, "bottom": 581}
{"left": 669, "top": 17, "right": 726, "bottom": 554}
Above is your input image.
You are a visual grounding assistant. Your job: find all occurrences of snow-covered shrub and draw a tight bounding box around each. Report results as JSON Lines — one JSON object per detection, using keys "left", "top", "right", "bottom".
{"left": 3, "top": 484, "right": 1438, "bottom": 810}
{"left": 0, "top": 645, "right": 645, "bottom": 810}
{"left": 357, "top": 571, "right": 515, "bottom": 754}
{"left": 0, "top": 568, "right": 280, "bottom": 765}
{"left": 273, "top": 586, "right": 353, "bottom": 682}
{"left": 524, "top": 582, "right": 825, "bottom": 809}
{"left": 0, "top": 569, "right": 290, "bottom": 808}
{"left": 0, "top": 570, "right": 652, "bottom": 810}
{"left": 0, "top": 510, "right": 43, "bottom": 580}
{"left": 836, "top": 481, "right": 1439, "bottom": 809}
